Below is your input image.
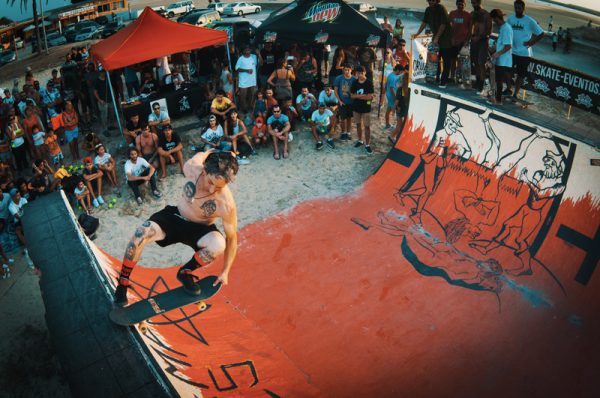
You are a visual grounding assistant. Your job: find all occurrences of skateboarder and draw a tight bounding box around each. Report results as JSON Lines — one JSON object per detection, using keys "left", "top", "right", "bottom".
{"left": 114, "top": 150, "right": 240, "bottom": 306}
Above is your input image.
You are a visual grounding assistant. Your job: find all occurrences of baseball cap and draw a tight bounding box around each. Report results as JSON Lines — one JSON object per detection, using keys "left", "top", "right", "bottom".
{"left": 84, "top": 156, "right": 93, "bottom": 164}
{"left": 490, "top": 9, "right": 506, "bottom": 18}
{"left": 208, "top": 115, "right": 217, "bottom": 121}
{"left": 9, "top": 188, "right": 18, "bottom": 198}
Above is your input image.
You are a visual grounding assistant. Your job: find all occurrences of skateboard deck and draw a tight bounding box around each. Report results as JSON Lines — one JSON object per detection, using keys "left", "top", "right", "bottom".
{"left": 109, "top": 275, "right": 222, "bottom": 327}
{"left": 485, "top": 57, "right": 496, "bottom": 98}
{"left": 457, "top": 46, "right": 471, "bottom": 86}
{"left": 425, "top": 42, "right": 440, "bottom": 83}
{"left": 505, "top": 96, "right": 533, "bottom": 108}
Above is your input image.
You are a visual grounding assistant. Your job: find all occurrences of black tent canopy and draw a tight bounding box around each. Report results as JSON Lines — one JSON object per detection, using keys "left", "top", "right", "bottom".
{"left": 257, "top": 0, "right": 391, "bottom": 48}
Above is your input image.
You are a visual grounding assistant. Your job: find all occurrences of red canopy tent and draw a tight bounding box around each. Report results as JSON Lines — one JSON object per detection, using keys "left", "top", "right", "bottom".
{"left": 90, "top": 6, "right": 228, "bottom": 71}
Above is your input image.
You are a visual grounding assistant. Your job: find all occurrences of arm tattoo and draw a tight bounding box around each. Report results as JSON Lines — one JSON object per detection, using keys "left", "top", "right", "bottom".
{"left": 200, "top": 200, "right": 217, "bottom": 217}
{"left": 197, "top": 248, "right": 215, "bottom": 264}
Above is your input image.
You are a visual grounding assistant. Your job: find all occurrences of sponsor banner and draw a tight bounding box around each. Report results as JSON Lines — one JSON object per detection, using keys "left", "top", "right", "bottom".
{"left": 263, "top": 31, "right": 277, "bottom": 43}
{"left": 303, "top": 1, "right": 341, "bottom": 24}
{"left": 315, "top": 31, "right": 329, "bottom": 44}
{"left": 366, "top": 34, "right": 380, "bottom": 47}
{"left": 215, "top": 26, "right": 234, "bottom": 42}
{"left": 58, "top": 5, "right": 95, "bottom": 19}
{"left": 524, "top": 58, "right": 600, "bottom": 115}
{"left": 410, "top": 35, "right": 431, "bottom": 82}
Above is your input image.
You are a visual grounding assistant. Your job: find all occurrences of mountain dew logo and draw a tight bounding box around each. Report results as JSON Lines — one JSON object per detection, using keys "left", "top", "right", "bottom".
{"left": 303, "top": 2, "right": 341, "bottom": 23}
{"left": 366, "top": 34, "right": 380, "bottom": 46}
{"left": 264, "top": 31, "right": 277, "bottom": 42}
{"left": 315, "top": 31, "right": 329, "bottom": 44}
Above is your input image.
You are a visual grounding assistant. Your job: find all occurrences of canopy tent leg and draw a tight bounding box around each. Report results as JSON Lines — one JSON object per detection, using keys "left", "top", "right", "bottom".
{"left": 377, "top": 55, "right": 386, "bottom": 118}
{"left": 104, "top": 69, "right": 125, "bottom": 143}
{"left": 226, "top": 41, "right": 235, "bottom": 104}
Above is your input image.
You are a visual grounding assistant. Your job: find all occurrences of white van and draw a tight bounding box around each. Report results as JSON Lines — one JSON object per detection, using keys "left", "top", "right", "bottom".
{"left": 166, "top": 1, "right": 195, "bottom": 18}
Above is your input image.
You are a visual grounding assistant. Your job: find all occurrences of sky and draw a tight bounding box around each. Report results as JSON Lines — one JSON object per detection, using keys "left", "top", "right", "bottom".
{"left": 0, "top": 0, "right": 598, "bottom": 23}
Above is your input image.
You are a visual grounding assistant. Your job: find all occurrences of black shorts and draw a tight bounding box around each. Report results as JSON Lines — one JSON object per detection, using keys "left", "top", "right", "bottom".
{"left": 470, "top": 39, "right": 488, "bottom": 66}
{"left": 396, "top": 96, "right": 408, "bottom": 118}
{"left": 512, "top": 55, "right": 530, "bottom": 78}
{"left": 149, "top": 205, "right": 220, "bottom": 249}
{"left": 338, "top": 104, "right": 353, "bottom": 119}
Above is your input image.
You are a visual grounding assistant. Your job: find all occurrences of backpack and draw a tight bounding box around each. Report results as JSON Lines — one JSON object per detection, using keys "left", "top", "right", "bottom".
{"left": 78, "top": 213, "right": 99, "bottom": 238}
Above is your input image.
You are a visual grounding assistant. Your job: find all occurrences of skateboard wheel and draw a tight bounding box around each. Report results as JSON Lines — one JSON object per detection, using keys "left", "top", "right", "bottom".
{"left": 197, "top": 301, "right": 207, "bottom": 311}
{"left": 137, "top": 322, "right": 148, "bottom": 334}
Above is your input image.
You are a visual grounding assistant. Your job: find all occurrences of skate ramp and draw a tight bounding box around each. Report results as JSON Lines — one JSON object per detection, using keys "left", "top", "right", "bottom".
{"left": 27, "top": 83, "right": 600, "bottom": 397}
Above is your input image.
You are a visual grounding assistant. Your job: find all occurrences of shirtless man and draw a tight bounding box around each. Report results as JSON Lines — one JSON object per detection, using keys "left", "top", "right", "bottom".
{"left": 135, "top": 124, "right": 159, "bottom": 168}
{"left": 114, "top": 150, "right": 240, "bottom": 305}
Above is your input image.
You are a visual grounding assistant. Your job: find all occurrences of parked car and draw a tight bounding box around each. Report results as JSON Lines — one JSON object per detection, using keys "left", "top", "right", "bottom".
{"left": 95, "top": 15, "right": 110, "bottom": 25}
{"left": 349, "top": 3, "right": 377, "bottom": 13}
{"left": 65, "top": 20, "right": 102, "bottom": 42}
{"left": 207, "top": 2, "right": 226, "bottom": 14}
{"left": 46, "top": 31, "right": 67, "bottom": 47}
{"left": 165, "top": 0, "right": 195, "bottom": 18}
{"left": 222, "top": 2, "right": 261, "bottom": 17}
{"left": 74, "top": 26, "right": 101, "bottom": 42}
{"left": 206, "top": 18, "right": 256, "bottom": 47}
{"left": 101, "top": 20, "right": 125, "bottom": 38}
{"left": 0, "top": 50, "right": 16, "bottom": 65}
{"left": 179, "top": 9, "right": 221, "bottom": 26}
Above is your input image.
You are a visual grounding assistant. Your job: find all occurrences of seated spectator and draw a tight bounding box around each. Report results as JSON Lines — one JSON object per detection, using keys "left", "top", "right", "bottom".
{"left": 124, "top": 147, "right": 161, "bottom": 205}
{"left": 295, "top": 86, "right": 317, "bottom": 121}
{"left": 74, "top": 179, "right": 92, "bottom": 214}
{"left": 210, "top": 89, "right": 236, "bottom": 125}
{"left": 29, "top": 159, "right": 54, "bottom": 199}
{"left": 225, "top": 110, "right": 254, "bottom": 158}
{"left": 148, "top": 102, "right": 170, "bottom": 132}
{"left": 318, "top": 84, "right": 339, "bottom": 110}
{"left": 281, "top": 96, "right": 298, "bottom": 132}
{"left": 267, "top": 105, "right": 291, "bottom": 160}
{"left": 31, "top": 125, "right": 46, "bottom": 160}
{"left": 251, "top": 116, "right": 268, "bottom": 147}
{"left": 140, "top": 72, "right": 159, "bottom": 95}
{"left": 8, "top": 188, "right": 27, "bottom": 246}
{"left": 135, "top": 124, "right": 159, "bottom": 169}
{"left": 201, "top": 115, "right": 231, "bottom": 152}
{"left": 125, "top": 113, "right": 143, "bottom": 146}
{"left": 311, "top": 103, "right": 335, "bottom": 151}
{"left": 81, "top": 132, "right": 102, "bottom": 155}
{"left": 164, "top": 68, "right": 185, "bottom": 91}
{"left": 265, "top": 88, "right": 278, "bottom": 113}
{"left": 253, "top": 90, "right": 267, "bottom": 121}
{"left": 94, "top": 144, "right": 118, "bottom": 187}
{"left": 82, "top": 156, "right": 104, "bottom": 208}
{"left": 157, "top": 125, "right": 184, "bottom": 178}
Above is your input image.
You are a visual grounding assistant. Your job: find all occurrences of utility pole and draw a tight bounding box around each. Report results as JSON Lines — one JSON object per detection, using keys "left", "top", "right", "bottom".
{"left": 39, "top": 0, "right": 49, "bottom": 54}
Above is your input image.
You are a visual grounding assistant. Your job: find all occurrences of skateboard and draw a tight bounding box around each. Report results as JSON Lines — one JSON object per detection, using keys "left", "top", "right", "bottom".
{"left": 484, "top": 56, "right": 496, "bottom": 99}
{"left": 109, "top": 275, "right": 222, "bottom": 332}
{"left": 456, "top": 45, "right": 471, "bottom": 86}
{"left": 505, "top": 95, "right": 533, "bottom": 108}
{"left": 425, "top": 42, "right": 440, "bottom": 83}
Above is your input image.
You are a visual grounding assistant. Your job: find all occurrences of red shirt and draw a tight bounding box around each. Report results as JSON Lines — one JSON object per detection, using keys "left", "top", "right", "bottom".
{"left": 448, "top": 10, "right": 471, "bottom": 45}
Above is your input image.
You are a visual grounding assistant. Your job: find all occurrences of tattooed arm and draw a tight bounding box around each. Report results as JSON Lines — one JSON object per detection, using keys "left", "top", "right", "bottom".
{"left": 215, "top": 195, "right": 238, "bottom": 286}
{"left": 183, "top": 149, "right": 214, "bottom": 179}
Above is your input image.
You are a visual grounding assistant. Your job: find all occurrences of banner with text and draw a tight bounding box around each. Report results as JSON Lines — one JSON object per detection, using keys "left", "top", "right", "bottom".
{"left": 524, "top": 58, "right": 600, "bottom": 115}
{"left": 410, "top": 35, "right": 431, "bottom": 82}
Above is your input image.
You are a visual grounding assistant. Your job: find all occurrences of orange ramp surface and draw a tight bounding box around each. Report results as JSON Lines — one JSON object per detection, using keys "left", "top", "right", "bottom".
{"left": 90, "top": 84, "right": 599, "bottom": 397}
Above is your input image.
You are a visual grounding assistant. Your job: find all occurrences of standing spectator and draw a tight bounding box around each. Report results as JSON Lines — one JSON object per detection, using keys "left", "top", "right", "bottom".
{"left": 147, "top": 102, "right": 171, "bottom": 133}
{"left": 551, "top": 32, "right": 558, "bottom": 52}
{"left": 253, "top": 90, "right": 267, "bottom": 121}
{"left": 415, "top": 0, "right": 454, "bottom": 88}
{"left": 448, "top": 0, "right": 472, "bottom": 82}
{"left": 328, "top": 47, "right": 346, "bottom": 84}
{"left": 201, "top": 115, "right": 231, "bottom": 152}
{"left": 123, "top": 67, "right": 140, "bottom": 99}
{"left": 268, "top": 58, "right": 295, "bottom": 104}
{"left": 384, "top": 65, "right": 403, "bottom": 129}
{"left": 225, "top": 110, "right": 253, "bottom": 158}
{"left": 489, "top": 9, "right": 513, "bottom": 105}
{"left": 547, "top": 15, "right": 553, "bottom": 31}
{"left": 259, "top": 42, "right": 278, "bottom": 89}
{"left": 220, "top": 63, "right": 235, "bottom": 100}
{"left": 74, "top": 179, "right": 93, "bottom": 214}
{"left": 2, "top": 89, "right": 14, "bottom": 106}
{"left": 295, "top": 87, "right": 317, "bottom": 121}
{"left": 381, "top": 15, "right": 394, "bottom": 34}
{"left": 124, "top": 147, "right": 161, "bottom": 205}
{"left": 469, "top": 0, "right": 492, "bottom": 93}
{"left": 40, "top": 80, "right": 62, "bottom": 128}
{"left": 50, "top": 69, "right": 63, "bottom": 92}
{"left": 83, "top": 62, "right": 99, "bottom": 122}
{"left": 156, "top": 56, "right": 171, "bottom": 83}
{"left": 94, "top": 144, "right": 118, "bottom": 187}
{"left": 140, "top": 72, "right": 159, "bottom": 95}
{"left": 157, "top": 125, "right": 184, "bottom": 178}
{"left": 310, "top": 103, "right": 335, "bottom": 150}
{"left": 265, "top": 88, "right": 278, "bottom": 113}
{"left": 295, "top": 51, "right": 318, "bottom": 93}
{"left": 507, "top": 0, "right": 544, "bottom": 99}
{"left": 350, "top": 66, "right": 374, "bottom": 155}
{"left": 165, "top": 68, "right": 185, "bottom": 91}
{"left": 30, "top": 125, "right": 46, "bottom": 161}
{"left": 393, "top": 18, "right": 405, "bottom": 41}
{"left": 357, "top": 46, "right": 377, "bottom": 83}
{"left": 61, "top": 100, "right": 80, "bottom": 161}
{"left": 8, "top": 188, "right": 27, "bottom": 247}
{"left": 564, "top": 29, "right": 572, "bottom": 53}
{"left": 172, "top": 51, "right": 191, "bottom": 81}
{"left": 135, "top": 124, "right": 159, "bottom": 169}
{"left": 44, "top": 129, "right": 64, "bottom": 167}
{"left": 6, "top": 114, "right": 27, "bottom": 172}
{"left": 82, "top": 156, "right": 103, "bottom": 208}
{"left": 22, "top": 106, "right": 43, "bottom": 159}
{"left": 0, "top": 129, "right": 12, "bottom": 167}
{"left": 393, "top": 39, "right": 410, "bottom": 68}
{"left": 210, "top": 90, "right": 236, "bottom": 125}
{"left": 235, "top": 46, "right": 262, "bottom": 115}
{"left": 94, "top": 70, "right": 114, "bottom": 137}
{"left": 267, "top": 105, "right": 291, "bottom": 160}
{"left": 333, "top": 64, "right": 356, "bottom": 142}
{"left": 389, "top": 64, "right": 410, "bottom": 143}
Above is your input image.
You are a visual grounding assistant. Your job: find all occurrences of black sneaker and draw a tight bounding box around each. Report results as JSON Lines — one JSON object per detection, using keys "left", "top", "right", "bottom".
{"left": 326, "top": 138, "right": 335, "bottom": 149}
{"left": 354, "top": 140, "right": 364, "bottom": 148}
{"left": 176, "top": 269, "right": 202, "bottom": 295}
{"left": 365, "top": 145, "right": 373, "bottom": 155}
{"left": 340, "top": 132, "right": 351, "bottom": 141}
{"left": 114, "top": 284, "right": 128, "bottom": 306}
{"left": 316, "top": 141, "right": 324, "bottom": 150}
